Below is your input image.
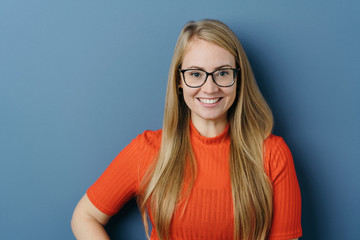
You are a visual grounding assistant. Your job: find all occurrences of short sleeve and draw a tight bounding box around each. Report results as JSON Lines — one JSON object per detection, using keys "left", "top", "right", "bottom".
{"left": 87, "top": 130, "right": 161, "bottom": 216}
{"left": 264, "top": 135, "right": 302, "bottom": 240}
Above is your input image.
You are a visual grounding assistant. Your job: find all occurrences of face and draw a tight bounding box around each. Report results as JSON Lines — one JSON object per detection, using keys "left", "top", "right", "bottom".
{"left": 180, "top": 38, "right": 237, "bottom": 126}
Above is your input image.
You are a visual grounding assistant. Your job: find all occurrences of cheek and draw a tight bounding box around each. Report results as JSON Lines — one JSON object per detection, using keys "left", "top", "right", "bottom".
{"left": 225, "top": 87, "right": 237, "bottom": 105}
{"left": 182, "top": 87, "right": 199, "bottom": 108}
{"left": 183, "top": 88, "right": 196, "bottom": 101}
{"left": 180, "top": 79, "right": 188, "bottom": 90}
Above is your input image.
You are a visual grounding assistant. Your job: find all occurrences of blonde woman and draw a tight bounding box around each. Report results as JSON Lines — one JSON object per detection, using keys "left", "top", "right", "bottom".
{"left": 71, "top": 19, "right": 302, "bottom": 240}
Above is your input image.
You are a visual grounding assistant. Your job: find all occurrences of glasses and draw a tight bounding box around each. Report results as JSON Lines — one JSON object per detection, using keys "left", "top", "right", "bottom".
{"left": 179, "top": 68, "right": 240, "bottom": 88}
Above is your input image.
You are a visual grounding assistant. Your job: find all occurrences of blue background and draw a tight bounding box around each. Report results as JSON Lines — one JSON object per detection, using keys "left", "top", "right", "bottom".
{"left": 1, "top": 0, "right": 359, "bottom": 239}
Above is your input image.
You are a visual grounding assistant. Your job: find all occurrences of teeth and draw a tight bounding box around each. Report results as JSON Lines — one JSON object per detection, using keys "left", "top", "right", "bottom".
{"left": 199, "top": 98, "right": 220, "bottom": 104}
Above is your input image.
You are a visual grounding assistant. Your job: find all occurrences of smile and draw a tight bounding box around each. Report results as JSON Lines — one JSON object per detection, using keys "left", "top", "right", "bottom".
{"left": 198, "top": 98, "right": 222, "bottom": 104}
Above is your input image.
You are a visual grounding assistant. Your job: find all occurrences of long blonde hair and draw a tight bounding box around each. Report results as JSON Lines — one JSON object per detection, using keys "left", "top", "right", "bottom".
{"left": 138, "top": 19, "right": 274, "bottom": 240}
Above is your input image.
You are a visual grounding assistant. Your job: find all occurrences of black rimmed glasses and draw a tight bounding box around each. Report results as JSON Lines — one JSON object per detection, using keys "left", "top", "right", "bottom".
{"left": 179, "top": 68, "right": 240, "bottom": 88}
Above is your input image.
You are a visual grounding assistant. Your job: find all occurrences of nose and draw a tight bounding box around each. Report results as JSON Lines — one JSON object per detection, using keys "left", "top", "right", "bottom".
{"left": 201, "top": 75, "right": 219, "bottom": 93}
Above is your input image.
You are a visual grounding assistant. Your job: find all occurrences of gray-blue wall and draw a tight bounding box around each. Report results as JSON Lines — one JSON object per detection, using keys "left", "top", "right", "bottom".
{"left": 1, "top": 0, "right": 359, "bottom": 239}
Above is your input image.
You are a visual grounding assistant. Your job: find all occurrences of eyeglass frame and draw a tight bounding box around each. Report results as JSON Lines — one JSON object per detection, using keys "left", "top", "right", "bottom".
{"left": 179, "top": 68, "right": 241, "bottom": 88}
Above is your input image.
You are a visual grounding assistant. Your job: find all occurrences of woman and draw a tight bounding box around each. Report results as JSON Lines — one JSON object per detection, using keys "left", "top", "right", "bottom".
{"left": 71, "top": 19, "right": 302, "bottom": 240}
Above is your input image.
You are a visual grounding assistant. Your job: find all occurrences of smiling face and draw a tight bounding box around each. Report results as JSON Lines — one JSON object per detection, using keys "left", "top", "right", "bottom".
{"left": 180, "top": 38, "right": 237, "bottom": 127}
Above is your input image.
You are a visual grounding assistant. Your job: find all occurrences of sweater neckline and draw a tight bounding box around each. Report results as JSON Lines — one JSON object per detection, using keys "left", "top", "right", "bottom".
{"left": 189, "top": 120, "right": 230, "bottom": 145}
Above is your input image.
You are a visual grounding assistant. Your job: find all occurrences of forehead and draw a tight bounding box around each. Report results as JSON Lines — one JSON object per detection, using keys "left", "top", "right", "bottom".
{"left": 182, "top": 38, "right": 235, "bottom": 69}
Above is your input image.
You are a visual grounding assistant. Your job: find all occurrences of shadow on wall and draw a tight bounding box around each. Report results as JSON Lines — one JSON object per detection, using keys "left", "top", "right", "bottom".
{"left": 106, "top": 198, "right": 147, "bottom": 240}
{"left": 291, "top": 149, "right": 320, "bottom": 240}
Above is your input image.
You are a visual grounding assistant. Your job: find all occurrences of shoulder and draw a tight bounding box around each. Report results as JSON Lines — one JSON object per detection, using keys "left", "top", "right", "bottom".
{"left": 141, "top": 128, "right": 162, "bottom": 141}
{"left": 264, "top": 134, "right": 291, "bottom": 157}
{"left": 134, "top": 129, "right": 162, "bottom": 149}
{"left": 115, "top": 129, "right": 162, "bottom": 162}
{"left": 263, "top": 134, "right": 295, "bottom": 182}
{"left": 125, "top": 129, "right": 162, "bottom": 166}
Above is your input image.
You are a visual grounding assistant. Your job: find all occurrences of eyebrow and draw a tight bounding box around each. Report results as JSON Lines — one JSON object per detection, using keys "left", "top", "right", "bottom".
{"left": 187, "top": 64, "right": 234, "bottom": 70}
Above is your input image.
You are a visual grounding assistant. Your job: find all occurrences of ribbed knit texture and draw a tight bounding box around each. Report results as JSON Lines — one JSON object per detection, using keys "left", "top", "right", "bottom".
{"left": 87, "top": 122, "right": 302, "bottom": 240}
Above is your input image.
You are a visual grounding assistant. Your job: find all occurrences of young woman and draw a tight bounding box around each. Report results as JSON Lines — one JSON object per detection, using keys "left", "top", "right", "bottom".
{"left": 71, "top": 19, "right": 302, "bottom": 240}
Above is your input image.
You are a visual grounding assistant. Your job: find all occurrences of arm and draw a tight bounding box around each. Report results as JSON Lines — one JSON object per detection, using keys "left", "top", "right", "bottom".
{"left": 70, "top": 131, "right": 158, "bottom": 239}
{"left": 71, "top": 194, "right": 111, "bottom": 240}
{"left": 264, "top": 136, "right": 302, "bottom": 240}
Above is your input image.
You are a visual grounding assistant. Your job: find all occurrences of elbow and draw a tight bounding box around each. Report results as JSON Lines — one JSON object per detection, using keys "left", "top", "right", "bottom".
{"left": 71, "top": 210, "right": 79, "bottom": 235}
{"left": 71, "top": 204, "right": 86, "bottom": 237}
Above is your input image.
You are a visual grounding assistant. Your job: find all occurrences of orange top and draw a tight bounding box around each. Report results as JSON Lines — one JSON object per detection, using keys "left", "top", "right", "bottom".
{"left": 87, "top": 122, "right": 302, "bottom": 240}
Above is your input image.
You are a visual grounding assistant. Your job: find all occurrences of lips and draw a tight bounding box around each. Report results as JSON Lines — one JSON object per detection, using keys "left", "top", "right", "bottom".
{"left": 198, "top": 97, "right": 222, "bottom": 104}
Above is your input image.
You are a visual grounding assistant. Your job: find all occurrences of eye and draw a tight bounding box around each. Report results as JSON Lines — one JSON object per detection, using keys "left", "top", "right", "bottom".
{"left": 189, "top": 71, "right": 203, "bottom": 78}
{"left": 216, "top": 69, "right": 231, "bottom": 77}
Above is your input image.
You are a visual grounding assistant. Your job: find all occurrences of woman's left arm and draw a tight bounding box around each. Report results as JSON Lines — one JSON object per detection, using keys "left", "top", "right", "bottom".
{"left": 264, "top": 136, "right": 302, "bottom": 240}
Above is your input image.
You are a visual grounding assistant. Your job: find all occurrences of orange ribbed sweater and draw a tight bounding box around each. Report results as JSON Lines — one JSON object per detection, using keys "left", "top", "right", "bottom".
{"left": 87, "top": 122, "right": 302, "bottom": 240}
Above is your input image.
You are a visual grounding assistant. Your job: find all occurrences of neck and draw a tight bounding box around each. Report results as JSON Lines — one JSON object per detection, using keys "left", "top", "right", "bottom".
{"left": 191, "top": 115, "right": 228, "bottom": 138}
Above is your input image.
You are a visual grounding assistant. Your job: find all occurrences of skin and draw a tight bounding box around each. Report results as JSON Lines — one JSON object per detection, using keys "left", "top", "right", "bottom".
{"left": 180, "top": 37, "right": 237, "bottom": 137}
{"left": 71, "top": 194, "right": 111, "bottom": 239}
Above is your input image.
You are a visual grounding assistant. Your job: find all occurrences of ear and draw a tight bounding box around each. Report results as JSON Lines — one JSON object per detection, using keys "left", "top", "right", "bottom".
{"left": 177, "top": 85, "right": 183, "bottom": 94}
